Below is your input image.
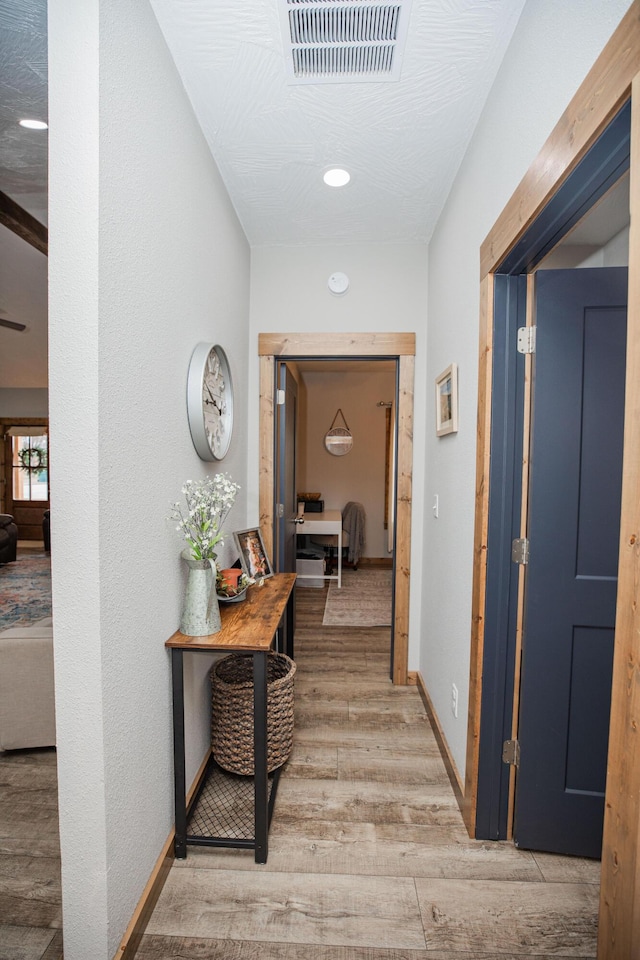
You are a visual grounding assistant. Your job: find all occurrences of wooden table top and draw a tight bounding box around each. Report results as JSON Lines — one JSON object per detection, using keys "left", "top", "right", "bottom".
{"left": 165, "top": 572, "right": 296, "bottom": 652}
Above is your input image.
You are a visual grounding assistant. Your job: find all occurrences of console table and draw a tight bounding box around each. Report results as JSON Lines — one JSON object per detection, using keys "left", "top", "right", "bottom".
{"left": 166, "top": 572, "right": 295, "bottom": 864}
{"left": 296, "top": 509, "right": 343, "bottom": 588}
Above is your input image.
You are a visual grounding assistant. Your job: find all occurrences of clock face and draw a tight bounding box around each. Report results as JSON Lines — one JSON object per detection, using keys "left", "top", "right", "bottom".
{"left": 187, "top": 343, "right": 234, "bottom": 461}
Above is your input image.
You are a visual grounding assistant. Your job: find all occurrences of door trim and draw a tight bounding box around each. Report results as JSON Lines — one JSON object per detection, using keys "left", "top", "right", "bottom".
{"left": 0, "top": 418, "right": 50, "bottom": 520}
{"left": 472, "top": 99, "right": 632, "bottom": 841}
{"left": 466, "top": 3, "right": 640, "bottom": 954}
{"left": 259, "top": 332, "right": 415, "bottom": 684}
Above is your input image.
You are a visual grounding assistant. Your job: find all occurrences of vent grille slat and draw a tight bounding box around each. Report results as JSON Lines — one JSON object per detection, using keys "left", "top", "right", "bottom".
{"left": 289, "top": 6, "right": 401, "bottom": 45}
{"left": 281, "top": 0, "right": 411, "bottom": 83}
{"left": 292, "top": 43, "right": 396, "bottom": 79}
{"left": 296, "top": 5, "right": 400, "bottom": 44}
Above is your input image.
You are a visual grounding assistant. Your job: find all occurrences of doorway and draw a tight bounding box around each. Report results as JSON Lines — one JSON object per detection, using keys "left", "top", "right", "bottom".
{"left": 277, "top": 358, "right": 397, "bottom": 669}
{"left": 285, "top": 359, "right": 395, "bottom": 559}
{"left": 258, "top": 332, "right": 415, "bottom": 685}
{"left": 1, "top": 419, "right": 50, "bottom": 542}
{"left": 467, "top": 90, "right": 632, "bottom": 847}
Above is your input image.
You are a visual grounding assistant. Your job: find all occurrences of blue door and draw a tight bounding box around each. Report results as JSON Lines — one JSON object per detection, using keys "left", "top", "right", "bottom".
{"left": 514, "top": 267, "right": 627, "bottom": 858}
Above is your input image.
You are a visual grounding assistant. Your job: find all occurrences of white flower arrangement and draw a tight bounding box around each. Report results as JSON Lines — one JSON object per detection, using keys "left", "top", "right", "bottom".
{"left": 169, "top": 474, "right": 240, "bottom": 561}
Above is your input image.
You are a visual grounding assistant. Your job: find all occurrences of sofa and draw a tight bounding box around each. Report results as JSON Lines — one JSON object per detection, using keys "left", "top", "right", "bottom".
{"left": 0, "top": 617, "right": 56, "bottom": 750}
{"left": 0, "top": 514, "right": 18, "bottom": 564}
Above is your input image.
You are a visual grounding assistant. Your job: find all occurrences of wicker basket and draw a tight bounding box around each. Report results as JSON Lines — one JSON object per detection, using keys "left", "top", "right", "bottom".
{"left": 210, "top": 652, "right": 296, "bottom": 775}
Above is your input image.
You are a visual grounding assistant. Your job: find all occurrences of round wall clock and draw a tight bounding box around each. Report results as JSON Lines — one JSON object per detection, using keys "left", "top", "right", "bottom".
{"left": 187, "top": 343, "right": 234, "bottom": 461}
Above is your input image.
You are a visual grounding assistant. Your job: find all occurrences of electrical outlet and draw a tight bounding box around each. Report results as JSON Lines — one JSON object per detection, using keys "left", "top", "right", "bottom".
{"left": 451, "top": 683, "right": 458, "bottom": 718}
{"left": 433, "top": 494, "right": 439, "bottom": 518}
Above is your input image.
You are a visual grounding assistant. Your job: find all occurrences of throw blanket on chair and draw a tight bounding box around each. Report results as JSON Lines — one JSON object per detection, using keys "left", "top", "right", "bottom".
{"left": 342, "top": 501, "right": 365, "bottom": 565}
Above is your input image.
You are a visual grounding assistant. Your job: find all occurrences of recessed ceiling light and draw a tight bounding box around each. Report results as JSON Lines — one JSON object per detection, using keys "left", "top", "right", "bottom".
{"left": 19, "top": 119, "right": 48, "bottom": 130}
{"left": 323, "top": 168, "right": 350, "bottom": 187}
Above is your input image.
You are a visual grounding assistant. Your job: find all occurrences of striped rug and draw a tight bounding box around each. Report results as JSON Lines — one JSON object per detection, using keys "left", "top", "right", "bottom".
{"left": 322, "top": 568, "right": 392, "bottom": 627}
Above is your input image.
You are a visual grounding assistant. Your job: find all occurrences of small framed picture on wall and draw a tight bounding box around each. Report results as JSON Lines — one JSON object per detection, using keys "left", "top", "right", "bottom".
{"left": 435, "top": 363, "right": 458, "bottom": 437}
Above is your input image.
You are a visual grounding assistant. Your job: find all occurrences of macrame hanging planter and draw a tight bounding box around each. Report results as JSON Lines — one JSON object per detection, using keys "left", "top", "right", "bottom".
{"left": 324, "top": 408, "right": 353, "bottom": 456}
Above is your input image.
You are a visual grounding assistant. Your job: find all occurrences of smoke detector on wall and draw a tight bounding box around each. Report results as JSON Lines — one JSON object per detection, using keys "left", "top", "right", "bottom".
{"left": 279, "top": 0, "right": 413, "bottom": 85}
{"left": 328, "top": 272, "right": 350, "bottom": 295}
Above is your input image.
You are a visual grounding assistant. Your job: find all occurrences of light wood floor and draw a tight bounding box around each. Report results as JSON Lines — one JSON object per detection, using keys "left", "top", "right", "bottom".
{"left": 137, "top": 585, "right": 601, "bottom": 959}
{"left": 0, "top": 746, "right": 63, "bottom": 959}
{"left": 0, "top": 585, "right": 600, "bottom": 958}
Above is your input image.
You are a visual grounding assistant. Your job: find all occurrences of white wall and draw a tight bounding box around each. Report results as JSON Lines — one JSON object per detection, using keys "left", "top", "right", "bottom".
{"left": 0, "top": 388, "right": 48, "bottom": 418}
{"left": 570, "top": 225, "right": 630, "bottom": 268}
{"left": 423, "top": 0, "right": 633, "bottom": 779}
{"left": 542, "top": 227, "right": 630, "bottom": 269}
{"left": 249, "top": 243, "right": 428, "bottom": 661}
{"left": 48, "top": 2, "right": 250, "bottom": 957}
{"left": 300, "top": 367, "right": 396, "bottom": 559}
{"left": 0, "top": 225, "right": 48, "bottom": 389}
{"left": 602, "top": 226, "right": 630, "bottom": 266}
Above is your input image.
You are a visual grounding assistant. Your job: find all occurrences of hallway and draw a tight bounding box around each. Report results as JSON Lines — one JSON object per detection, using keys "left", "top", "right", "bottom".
{"left": 136, "top": 585, "right": 600, "bottom": 958}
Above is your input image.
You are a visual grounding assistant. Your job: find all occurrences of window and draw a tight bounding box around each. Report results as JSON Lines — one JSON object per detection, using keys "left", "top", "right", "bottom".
{"left": 12, "top": 434, "right": 49, "bottom": 502}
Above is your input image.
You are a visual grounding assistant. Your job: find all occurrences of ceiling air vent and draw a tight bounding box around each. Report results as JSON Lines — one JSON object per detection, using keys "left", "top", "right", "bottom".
{"left": 279, "top": 0, "right": 413, "bottom": 84}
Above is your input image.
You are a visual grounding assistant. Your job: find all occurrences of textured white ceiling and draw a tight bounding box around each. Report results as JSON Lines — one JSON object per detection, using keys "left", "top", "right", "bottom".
{"left": 149, "top": 0, "right": 527, "bottom": 245}
{"left": 0, "top": 1, "right": 529, "bottom": 383}
{"left": 0, "top": 0, "right": 528, "bottom": 243}
{"left": 0, "top": 0, "right": 48, "bottom": 224}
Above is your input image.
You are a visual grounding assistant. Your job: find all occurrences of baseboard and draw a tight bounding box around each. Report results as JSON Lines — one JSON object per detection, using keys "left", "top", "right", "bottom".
{"left": 406, "top": 670, "right": 418, "bottom": 685}
{"left": 358, "top": 557, "right": 393, "bottom": 568}
{"left": 113, "top": 748, "right": 211, "bottom": 960}
{"left": 415, "top": 672, "right": 464, "bottom": 814}
{"left": 112, "top": 833, "right": 174, "bottom": 960}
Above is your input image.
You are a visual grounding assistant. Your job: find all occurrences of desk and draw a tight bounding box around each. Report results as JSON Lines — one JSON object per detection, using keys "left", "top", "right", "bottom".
{"left": 166, "top": 573, "right": 295, "bottom": 863}
{"left": 296, "top": 510, "right": 342, "bottom": 588}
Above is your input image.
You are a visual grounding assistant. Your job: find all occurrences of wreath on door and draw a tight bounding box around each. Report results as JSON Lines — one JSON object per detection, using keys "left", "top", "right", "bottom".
{"left": 18, "top": 446, "right": 47, "bottom": 472}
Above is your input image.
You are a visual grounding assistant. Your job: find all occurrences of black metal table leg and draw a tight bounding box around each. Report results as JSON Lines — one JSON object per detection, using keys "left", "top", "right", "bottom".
{"left": 171, "top": 648, "right": 187, "bottom": 859}
{"left": 285, "top": 588, "right": 295, "bottom": 659}
{"left": 253, "top": 650, "right": 268, "bottom": 863}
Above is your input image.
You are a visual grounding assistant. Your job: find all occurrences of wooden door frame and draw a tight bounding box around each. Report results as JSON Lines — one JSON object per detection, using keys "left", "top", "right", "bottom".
{"left": 464, "top": 4, "right": 640, "bottom": 955}
{"left": 473, "top": 99, "right": 632, "bottom": 842}
{"left": 258, "top": 332, "right": 415, "bottom": 685}
{"left": 0, "top": 417, "right": 50, "bottom": 517}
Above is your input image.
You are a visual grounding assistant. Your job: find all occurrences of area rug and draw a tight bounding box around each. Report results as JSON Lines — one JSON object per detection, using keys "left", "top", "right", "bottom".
{"left": 0, "top": 553, "right": 52, "bottom": 630}
{"left": 322, "top": 568, "right": 392, "bottom": 627}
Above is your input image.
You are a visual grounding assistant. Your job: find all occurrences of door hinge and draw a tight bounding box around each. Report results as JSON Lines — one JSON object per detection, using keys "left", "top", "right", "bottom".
{"left": 511, "top": 537, "right": 529, "bottom": 564}
{"left": 502, "top": 739, "right": 520, "bottom": 767}
{"left": 517, "top": 326, "right": 536, "bottom": 354}
{"left": 277, "top": 389, "right": 285, "bottom": 405}
{"left": 276, "top": 503, "right": 284, "bottom": 518}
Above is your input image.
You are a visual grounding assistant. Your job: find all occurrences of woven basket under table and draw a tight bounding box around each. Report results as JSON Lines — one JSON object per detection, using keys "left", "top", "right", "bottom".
{"left": 210, "top": 652, "right": 296, "bottom": 776}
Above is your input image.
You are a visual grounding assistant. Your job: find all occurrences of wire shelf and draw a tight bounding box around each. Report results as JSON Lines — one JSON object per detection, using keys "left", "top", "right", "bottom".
{"left": 187, "top": 760, "right": 276, "bottom": 842}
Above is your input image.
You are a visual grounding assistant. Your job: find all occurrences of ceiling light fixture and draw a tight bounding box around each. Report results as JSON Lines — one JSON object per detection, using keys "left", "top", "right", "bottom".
{"left": 19, "top": 119, "right": 48, "bottom": 130}
{"left": 323, "top": 168, "right": 350, "bottom": 187}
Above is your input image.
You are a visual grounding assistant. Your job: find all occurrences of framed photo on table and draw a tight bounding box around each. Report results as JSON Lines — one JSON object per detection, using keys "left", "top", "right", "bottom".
{"left": 233, "top": 527, "right": 274, "bottom": 580}
{"left": 435, "top": 363, "right": 458, "bottom": 437}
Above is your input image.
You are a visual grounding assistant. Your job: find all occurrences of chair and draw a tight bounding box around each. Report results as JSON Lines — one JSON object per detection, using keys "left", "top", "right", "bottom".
{"left": 0, "top": 515, "right": 18, "bottom": 565}
{"left": 43, "top": 510, "right": 50, "bottom": 552}
{"left": 311, "top": 501, "right": 365, "bottom": 573}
